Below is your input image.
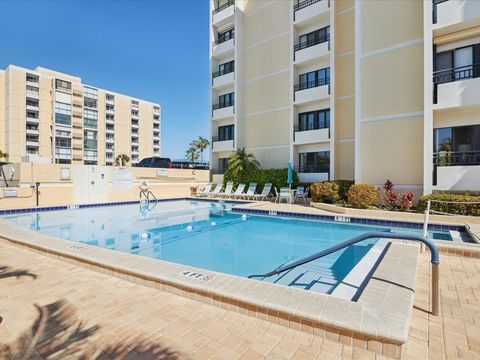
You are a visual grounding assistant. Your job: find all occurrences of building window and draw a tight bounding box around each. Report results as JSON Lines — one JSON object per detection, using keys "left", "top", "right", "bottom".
{"left": 218, "top": 158, "right": 228, "bottom": 174}
{"left": 55, "top": 79, "right": 71, "bottom": 92}
{"left": 55, "top": 102, "right": 72, "bottom": 125}
{"left": 296, "top": 26, "right": 330, "bottom": 51}
{"left": 433, "top": 125, "right": 480, "bottom": 167}
{"left": 298, "top": 109, "right": 330, "bottom": 131}
{"left": 26, "top": 98, "right": 39, "bottom": 107}
{"left": 218, "top": 92, "right": 234, "bottom": 108}
{"left": 26, "top": 110, "right": 39, "bottom": 118}
{"left": 217, "top": 28, "right": 234, "bottom": 44}
{"left": 214, "top": 60, "right": 235, "bottom": 78}
{"left": 55, "top": 137, "right": 71, "bottom": 148}
{"left": 297, "top": 68, "right": 330, "bottom": 90}
{"left": 216, "top": 125, "right": 234, "bottom": 141}
{"left": 83, "top": 108, "right": 98, "bottom": 128}
{"left": 26, "top": 73, "right": 39, "bottom": 83}
{"left": 434, "top": 44, "right": 480, "bottom": 84}
{"left": 298, "top": 151, "right": 330, "bottom": 173}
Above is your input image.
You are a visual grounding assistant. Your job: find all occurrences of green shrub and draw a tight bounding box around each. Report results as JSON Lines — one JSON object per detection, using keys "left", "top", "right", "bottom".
{"left": 417, "top": 193, "right": 480, "bottom": 216}
{"left": 223, "top": 168, "right": 299, "bottom": 192}
{"left": 332, "top": 180, "right": 354, "bottom": 200}
{"left": 310, "top": 182, "right": 340, "bottom": 203}
{"left": 347, "top": 184, "right": 379, "bottom": 209}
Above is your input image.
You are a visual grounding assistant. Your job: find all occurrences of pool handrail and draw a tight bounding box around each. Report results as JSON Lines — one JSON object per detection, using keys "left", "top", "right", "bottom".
{"left": 139, "top": 190, "right": 158, "bottom": 204}
{"left": 248, "top": 231, "right": 440, "bottom": 315}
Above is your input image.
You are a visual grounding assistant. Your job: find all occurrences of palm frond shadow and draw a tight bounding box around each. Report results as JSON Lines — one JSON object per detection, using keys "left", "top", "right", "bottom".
{"left": 2, "top": 299, "right": 178, "bottom": 360}
{"left": 0, "top": 265, "right": 37, "bottom": 280}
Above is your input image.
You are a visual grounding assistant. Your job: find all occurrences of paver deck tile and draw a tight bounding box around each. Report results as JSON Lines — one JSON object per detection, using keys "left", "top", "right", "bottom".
{"left": 1, "top": 240, "right": 480, "bottom": 359}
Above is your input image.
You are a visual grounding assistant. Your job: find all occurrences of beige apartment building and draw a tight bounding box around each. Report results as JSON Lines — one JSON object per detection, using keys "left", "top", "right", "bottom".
{"left": 0, "top": 65, "right": 161, "bottom": 166}
{"left": 209, "top": 0, "right": 480, "bottom": 195}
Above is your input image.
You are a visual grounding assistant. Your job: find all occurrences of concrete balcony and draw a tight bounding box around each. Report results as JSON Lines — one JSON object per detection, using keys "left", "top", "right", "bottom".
{"left": 131, "top": 123, "right": 139, "bottom": 129}
{"left": 212, "top": 0, "right": 234, "bottom": 26}
{"left": 433, "top": 0, "right": 480, "bottom": 34}
{"left": 212, "top": 38, "right": 234, "bottom": 58}
{"left": 26, "top": 140, "right": 39, "bottom": 147}
{"left": 26, "top": 90, "right": 39, "bottom": 99}
{"left": 294, "top": 0, "right": 329, "bottom": 25}
{"left": 106, "top": 148, "right": 114, "bottom": 153}
{"left": 294, "top": 41, "right": 330, "bottom": 65}
{"left": 434, "top": 76, "right": 480, "bottom": 110}
{"left": 106, "top": 137, "right": 114, "bottom": 143}
{"left": 293, "top": 127, "right": 330, "bottom": 145}
{"left": 26, "top": 116, "right": 39, "bottom": 124}
{"left": 26, "top": 128, "right": 39, "bottom": 136}
{"left": 131, "top": 114, "right": 139, "bottom": 120}
{"left": 106, "top": 109, "right": 115, "bottom": 115}
{"left": 212, "top": 71, "right": 234, "bottom": 90}
{"left": 106, "top": 98, "right": 115, "bottom": 105}
{"left": 26, "top": 79, "right": 39, "bottom": 88}
{"left": 26, "top": 104, "right": 39, "bottom": 111}
{"left": 295, "top": 165, "right": 329, "bottom": 183}
{"left": 211, "top": 139, "right": 234, "bottom": 152}
{"left": 212, "top": 105, "right": 234, "bottom": 120}
{"left": 434, "top": 165, "right": 480, "bottom": 191}
{"left": 106, "top": 118, "right": 115, "bottom": 125}
{"left": 294, "top": 83, "right": 330, "bottom": 105}
{"left": 106, "top": 128, "right": 115, "bottom": 134}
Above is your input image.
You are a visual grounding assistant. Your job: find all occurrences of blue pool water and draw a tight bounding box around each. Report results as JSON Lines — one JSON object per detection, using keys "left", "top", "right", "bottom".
{"left": 0, "top": 200, "right": 454, "bottom": 294}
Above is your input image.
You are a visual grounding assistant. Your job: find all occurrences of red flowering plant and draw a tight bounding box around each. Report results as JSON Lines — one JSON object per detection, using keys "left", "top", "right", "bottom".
{"left": 382, "top": 179, "right": 398, "bottom": 210}
{"left": 400, "top": 192, "right": 414, "bottom": 212}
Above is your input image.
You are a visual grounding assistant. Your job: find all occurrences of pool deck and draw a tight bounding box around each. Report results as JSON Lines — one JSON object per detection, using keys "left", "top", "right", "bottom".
{"left": 1, "top": 239, "right": 479, "bottom": 359}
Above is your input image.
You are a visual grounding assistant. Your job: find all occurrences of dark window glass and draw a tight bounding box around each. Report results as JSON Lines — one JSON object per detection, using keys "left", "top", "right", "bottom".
{"left": 55, "top": 113, "right": 71, "bottom": 125}
{"left": 219, "top": 92, "right": 234, "bottom": 108}
{"left": 298, "top": 109, "right": 330, "bottom": 131}
{"left": 218, "top": 125, "right": 234, "bottom": 141}
{"left": 298, "top": 152, "right": 330, "bottom": 173}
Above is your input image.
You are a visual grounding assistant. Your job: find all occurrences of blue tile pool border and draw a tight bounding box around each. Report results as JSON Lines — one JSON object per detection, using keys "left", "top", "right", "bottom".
{"left": 229, "top": 207, "right": 466, "bottom": 233}
{"left": 0, "top": 198, "right": 466, "bottom": 233}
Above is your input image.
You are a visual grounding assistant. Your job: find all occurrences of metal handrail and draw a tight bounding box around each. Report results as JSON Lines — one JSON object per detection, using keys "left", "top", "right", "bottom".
{"left": 433, "top": 150, "right": 480, "bottom": 167}
{"left": 294, "top": 77, "right": 330, "bottom": 92}
{"left": 139, "top": 190, "right": 158, "bottom": 204}
{"left": 433, "top": 63, "right": 480, "bottom": 84}
{"left": 294, "top": 0, "right": 322, "bottom": 12}
{"left": 294, "top": 34, "right": 330, "bottom": 52}
{"left": 248, "top": 231, "right": 440, "bottom": 315}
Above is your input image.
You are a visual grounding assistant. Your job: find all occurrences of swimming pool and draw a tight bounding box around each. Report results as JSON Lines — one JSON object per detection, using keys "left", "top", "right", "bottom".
{"left": 0, "top": 200, "right": 456, "bottom": 295}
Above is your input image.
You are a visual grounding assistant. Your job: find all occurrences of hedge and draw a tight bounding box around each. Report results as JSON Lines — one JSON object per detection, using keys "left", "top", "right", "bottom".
{"left": 417, "top": 193, "right": 480, "bottom": 216}
{"left": 347, "top": 184, "right": 379, "bottom": 209}
{"left": 223, "top": 168, "right": 299, "bottom": 192}
{"left": 310, "top": 182, "right": 339, "bottom": 203}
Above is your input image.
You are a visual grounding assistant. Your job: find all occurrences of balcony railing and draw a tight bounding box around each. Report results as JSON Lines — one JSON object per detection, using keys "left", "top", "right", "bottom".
{"left": 295, "top": 165, "right": 330, "bottom": 174}
{"left": 212, "top": 101, "right": 234, "bottom": 110}
{"left": 294, "top": 123, "right": 330, "bottom": 133}
{"left": 212, "top": 0, "right": 234, "bottom": 15}
{"left": 433, "top": 150, "right": 480, "bottom": 167}
{"left": 212, "top": 66, "right": 235, "bottom": 78}
{"left": 212, "top": 135, "right": 234, "bottom": 142}
{"left": 433, "top": 63, "right": 480, "bottom": 85}
{"left": 294, "top": 34, "right": 330, "bottom": 52}
{"left": 213, "top": 32, "right": 235, "bottom": 47}
{"left": 294, "top": 0, "right": 324, "bottom": 12}
{"left": 294, "top": 77, "right": 330, "bottom": 92}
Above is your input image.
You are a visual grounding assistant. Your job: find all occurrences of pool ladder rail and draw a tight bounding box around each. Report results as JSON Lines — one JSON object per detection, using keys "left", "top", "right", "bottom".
{"left": 139, "top": 190, "right": 158, "bottom": 204}
{"left": 248, "top": 231, "right": 440, "bottom": 316}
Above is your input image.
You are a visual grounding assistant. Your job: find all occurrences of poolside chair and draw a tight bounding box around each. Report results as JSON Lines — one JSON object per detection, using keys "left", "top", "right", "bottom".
{"left": 197, "top": 183, "right": 213, "bottom": 197}
{"left": 294, "top": 186, "right": 309, "bottom": 204}
{"left": 207, "top": 184, "right": 222, "bottom": 197}
{"left": 252, "top": 183, "right": 273, "bottom": 201}
{"left": 240, "top": 183, "right": 257, "bottom": 200}
{"left": 277, "top": 187, "right": 292, "bottom": 204}
{"left": 218, "top": 181, "right": 234, "bottom": 198}
{"left": 230, "top": 183, "right": 246, "bottom": 199}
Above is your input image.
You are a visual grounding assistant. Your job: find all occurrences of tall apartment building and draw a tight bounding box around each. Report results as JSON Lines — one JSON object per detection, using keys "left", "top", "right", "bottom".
{"left": 209, "top": 0, "right": 480, "bottom": 195}
{"left": 0, "top": 65, "right": 161, "bottom": 166}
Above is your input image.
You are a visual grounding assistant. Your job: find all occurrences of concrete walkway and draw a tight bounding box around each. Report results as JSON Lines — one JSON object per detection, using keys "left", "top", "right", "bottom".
{"left": 0, "top": 241, "right": 479, "bottom": 359}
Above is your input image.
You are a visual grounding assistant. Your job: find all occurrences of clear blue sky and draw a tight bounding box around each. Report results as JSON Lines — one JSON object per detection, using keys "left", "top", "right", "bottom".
{"left": 0, "top": 0, "right": 210, "bottom": 160}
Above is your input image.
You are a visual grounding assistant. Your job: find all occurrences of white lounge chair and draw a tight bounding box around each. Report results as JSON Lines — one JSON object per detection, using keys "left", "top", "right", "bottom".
{"left": 276, "top": 187, "right": 291, "bottom": 203}
{"left": 252, "top": 183, "right": 273, "bottom": 201}
{"left": 208, "top": 184, "right": 222, "bottom": 197}
{"left": 218, "top": 182, "right": 234, "bottom": 198}
{"left": 197, "top": 183, "right": 213, "bottom": 197}
{"left": 241, "top": 183, "right": 257, "bottom": 200}
{"left": 230, "top": 183, "right": 246, "bottom": 199}
{"left": 295, "top": 186, "right": 309, "bottom": 204}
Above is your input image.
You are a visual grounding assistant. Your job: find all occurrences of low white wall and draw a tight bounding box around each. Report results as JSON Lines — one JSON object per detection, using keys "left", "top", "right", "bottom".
{"left": 435, "top": 165, "right": 480, "bottom": 191}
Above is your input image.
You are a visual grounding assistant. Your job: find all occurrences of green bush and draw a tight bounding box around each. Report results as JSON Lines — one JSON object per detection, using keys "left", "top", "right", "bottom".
{"left": 310, "top": 182, "right": 339, "bottom": 203}
{"left": 332, "top": 180, "right": 354, "bottom": 200}
{"left": 417, "top": 193, "right": 480, "bottom": 216}
{"left": 223, "top": 168, "right": 299, "bottom": 192}
{"left": 347, "top": 184, "right": 379, "bottom": 209}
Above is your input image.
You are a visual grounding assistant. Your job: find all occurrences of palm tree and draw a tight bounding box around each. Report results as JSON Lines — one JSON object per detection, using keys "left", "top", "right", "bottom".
{"left": 193, "top": 136, "right": 209, "bottom": 164}
{"left": 0, "top": 150, "right": 8, "bottom": 162}
{"left": 186, "top": 145, "right": 199, "bottom": 165}
{"left": 227, "top": 148, "right": 259, "bottom": 176}
{"left": 115, "top": 154, "right": 130, "bottom": 166}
